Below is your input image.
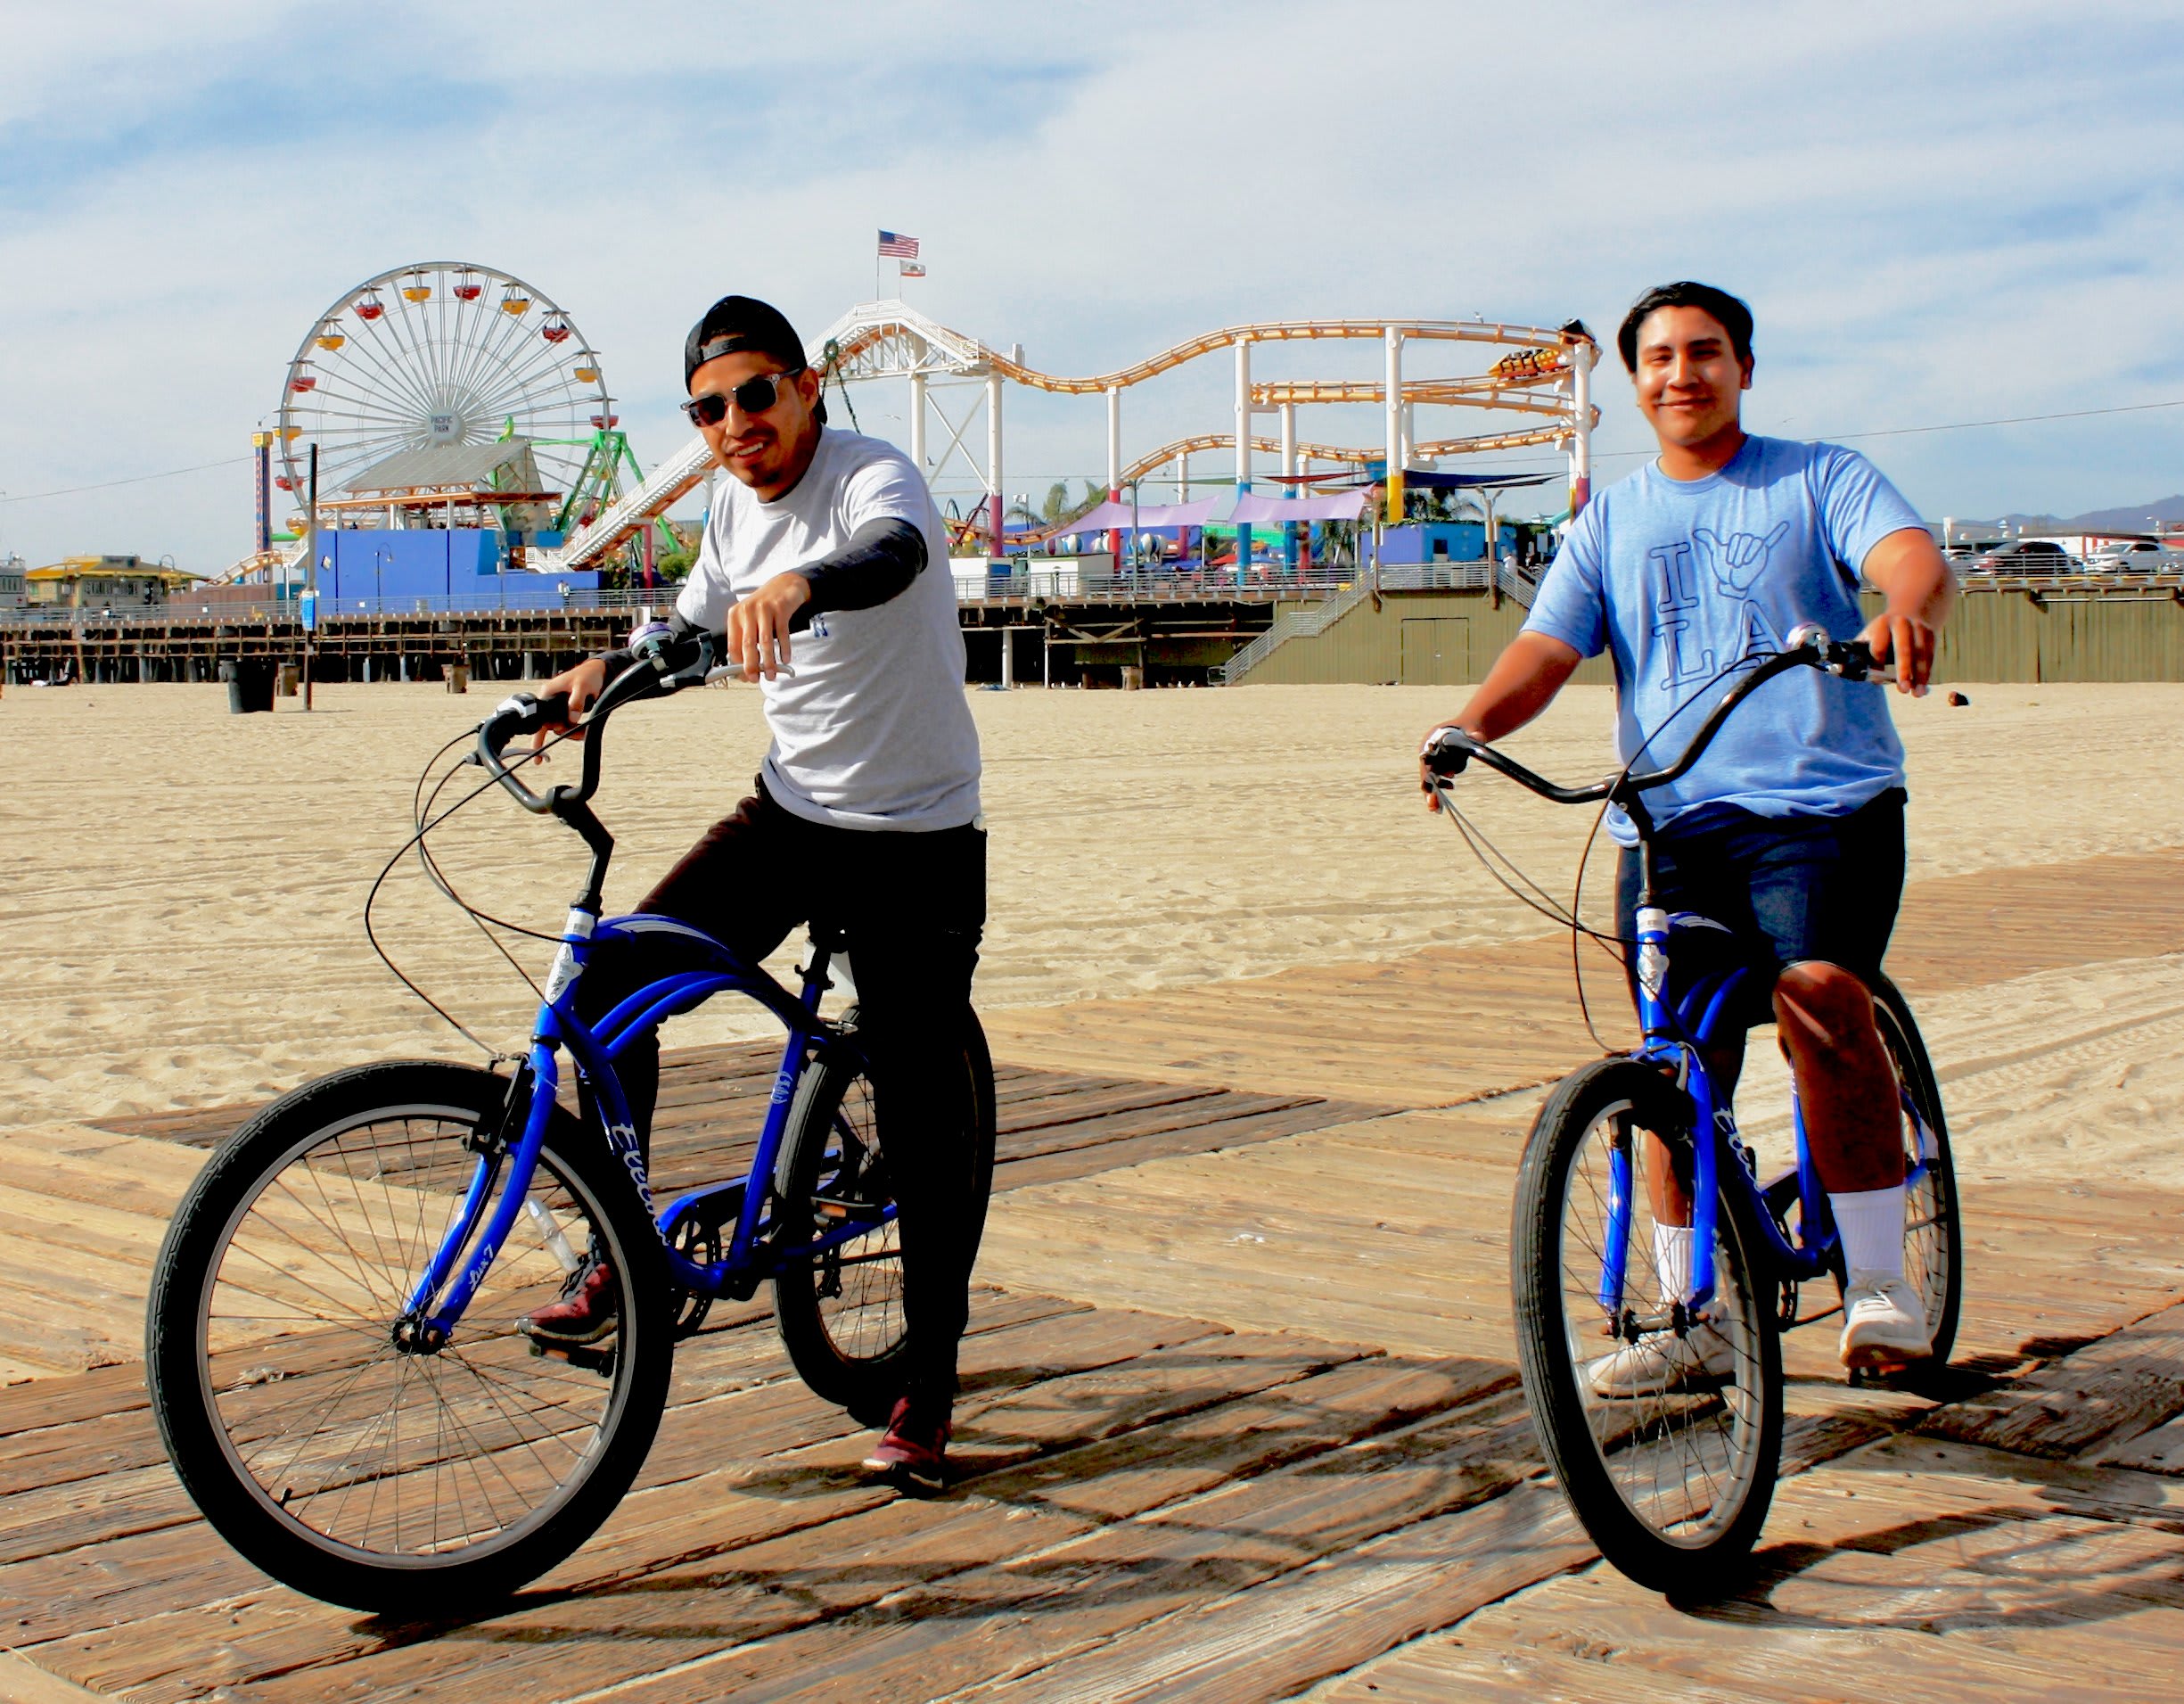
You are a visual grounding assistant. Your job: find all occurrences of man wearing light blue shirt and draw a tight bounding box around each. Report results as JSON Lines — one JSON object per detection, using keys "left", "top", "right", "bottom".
{"left": 1422, "top": 282, "right": 1954, "bottom": 1383}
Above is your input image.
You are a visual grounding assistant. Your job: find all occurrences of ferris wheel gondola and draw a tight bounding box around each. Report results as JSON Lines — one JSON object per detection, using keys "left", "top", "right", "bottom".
{"left": 275, "top": 260, "right": 612, "bottom": 510}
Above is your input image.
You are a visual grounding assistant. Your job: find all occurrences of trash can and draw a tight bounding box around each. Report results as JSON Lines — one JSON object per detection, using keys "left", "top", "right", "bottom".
{"left": 1120, "top": 664, "right": 1145, "bottom": 691}
{"left": 275, "top": 664, "right": 300, "bottom": 698}
{"left": 446, "top": 663, "right": 470, "bottom": 695}
{"left": 220, "top": 658, "right": 276, "bottom": 714}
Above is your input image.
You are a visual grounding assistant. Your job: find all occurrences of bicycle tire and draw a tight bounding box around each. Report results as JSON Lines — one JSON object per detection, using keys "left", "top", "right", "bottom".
{"left": 1511, "top": 1057, "right": 1785, "bottom": 1596}
{"left": 1869, "top": 972, "right": 1962, "bottom": 1369}
{"left": 773, "top": 1008, "right": 998, "bottom": 1426}
{"left": 145, "top": 1060, "right": 673, "bottom": 1616}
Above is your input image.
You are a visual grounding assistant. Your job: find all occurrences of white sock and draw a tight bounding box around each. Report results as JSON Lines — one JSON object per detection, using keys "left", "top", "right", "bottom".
{"left": 1830, "top": 1185, "right": 1906, "bottom": 1280}
{"left": 1653, "top": 1222, "right": 1692, "bottom": 1304}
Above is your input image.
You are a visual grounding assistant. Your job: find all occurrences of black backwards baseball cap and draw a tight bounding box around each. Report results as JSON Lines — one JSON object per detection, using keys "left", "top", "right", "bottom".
{"left": 684, "top": 294, "right": 826, "bottom": 423}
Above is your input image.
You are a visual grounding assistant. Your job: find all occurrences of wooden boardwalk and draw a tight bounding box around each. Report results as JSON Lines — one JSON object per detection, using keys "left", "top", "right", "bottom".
{"left": 4, "top": 847, "right": 2184, "bottom": 1699}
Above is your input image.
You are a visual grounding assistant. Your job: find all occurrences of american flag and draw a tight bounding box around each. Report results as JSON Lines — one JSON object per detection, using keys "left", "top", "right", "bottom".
{"left": 899, "top": 261, "right": 926, "bottom": 278}
{"left": 877, "top": 230, "right": 919, "bottom": 259}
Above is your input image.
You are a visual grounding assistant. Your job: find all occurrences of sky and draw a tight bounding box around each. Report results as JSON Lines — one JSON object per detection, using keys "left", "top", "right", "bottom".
{"left": 4, "top": 0, "right": 2184, "bottom": 571}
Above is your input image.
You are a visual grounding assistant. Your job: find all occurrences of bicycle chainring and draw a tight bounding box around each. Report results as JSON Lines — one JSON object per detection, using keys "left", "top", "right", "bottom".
{"left": 669, "top": 1215, "right": 718, "bottom": 1338}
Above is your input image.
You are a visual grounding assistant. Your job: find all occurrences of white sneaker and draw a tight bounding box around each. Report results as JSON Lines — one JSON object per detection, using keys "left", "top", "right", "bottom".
{"left": 1587, "top": 1321, "right": 1737, "bottom": 1398}
{"left": 1839, "top": 1270, "right": 1932, "bottom": 1370}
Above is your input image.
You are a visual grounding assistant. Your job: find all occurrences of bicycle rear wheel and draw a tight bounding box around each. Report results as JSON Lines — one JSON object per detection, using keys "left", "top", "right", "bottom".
{"left": 1511, "top": 1058, "right": 1784, "bottom": 1596}
{"left": 773, "top": 1009, "right": 997, "bottom": 1425}
{"left": 1870, "top": 973, "right": 1962, "bottom": 1368}
{"left": 145, "top": 1060, "right": 672, "bottom": 1615}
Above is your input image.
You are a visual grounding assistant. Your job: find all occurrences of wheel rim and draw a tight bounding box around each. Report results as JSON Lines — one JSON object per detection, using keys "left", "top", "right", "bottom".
{"left": 193, "top": 1105, "right": 636, "bottom": 1568}
{"left": 1553, "top": 1098, "right": 1771, "bottom": 1548}
{"left": 803, "top": 1075, "right": 906, "bottom": 1366}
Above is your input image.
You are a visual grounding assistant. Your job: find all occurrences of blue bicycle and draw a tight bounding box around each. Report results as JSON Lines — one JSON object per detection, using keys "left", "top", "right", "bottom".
{"left": 1423, "top": 626, "right": 1960, "bottom": 1594}
{"left": 146, "top": 633, "right": 996, "bottom": 1614}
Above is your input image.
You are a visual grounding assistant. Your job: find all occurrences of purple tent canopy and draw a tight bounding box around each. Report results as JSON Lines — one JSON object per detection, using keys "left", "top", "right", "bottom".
{"left": 1227, "top": 490, "right": 1368, "bottom": 526}
{"left": 1055, "top": 497, "right": 1223, "bottom": 536}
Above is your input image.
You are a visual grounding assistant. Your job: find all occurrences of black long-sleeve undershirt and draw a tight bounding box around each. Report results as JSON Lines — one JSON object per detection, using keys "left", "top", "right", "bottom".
{"left": 600, "top": 516, "right": 929, "bottom": 674}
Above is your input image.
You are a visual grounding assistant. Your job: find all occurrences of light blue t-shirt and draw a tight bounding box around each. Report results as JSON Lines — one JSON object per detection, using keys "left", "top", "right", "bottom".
{"left": 1523, "top": 434, "right": 1925, "bottom": 844}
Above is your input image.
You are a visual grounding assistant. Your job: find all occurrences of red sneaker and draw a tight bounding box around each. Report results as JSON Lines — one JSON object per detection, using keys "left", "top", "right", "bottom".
{"left": 862, "top": 1396, "right": 950, "bottom": 1492}
{"left": 519, "top": 1251, "right": 620, "bottom": 1345}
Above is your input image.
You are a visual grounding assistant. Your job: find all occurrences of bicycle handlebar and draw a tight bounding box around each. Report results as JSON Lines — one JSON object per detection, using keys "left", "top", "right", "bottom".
{"left": 1421, "top": 627, "right": 1897, "bottom": 810}
{"left": 476, "top": 630, "right": 718, "bottom": 819}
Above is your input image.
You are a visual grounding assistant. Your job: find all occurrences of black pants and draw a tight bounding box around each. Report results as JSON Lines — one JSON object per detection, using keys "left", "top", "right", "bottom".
{"left": 578, "top": 777, "right": 987, "bottom": 1412}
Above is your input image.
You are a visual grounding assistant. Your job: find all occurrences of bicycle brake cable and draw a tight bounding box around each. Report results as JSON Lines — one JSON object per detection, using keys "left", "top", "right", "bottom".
{"left": 365, "top": 720, "right": 587, "bottom": 1053}
{"left": 412, "top": 759, "right": 548, "bottom": 1000}
{"left": 1431, "top": 649, "right": 1777, "bottom": 1056}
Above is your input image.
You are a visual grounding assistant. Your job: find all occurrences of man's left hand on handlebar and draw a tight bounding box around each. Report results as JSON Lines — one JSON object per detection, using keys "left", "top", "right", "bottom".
{"left": 529, "top": 656, "right": 608, "bottom": 762}
{"left": 726, "top": 571, "right": 811, "bottom": 681}
{"left": 1857, "top": 610, "right": 1935, "bottom": 696}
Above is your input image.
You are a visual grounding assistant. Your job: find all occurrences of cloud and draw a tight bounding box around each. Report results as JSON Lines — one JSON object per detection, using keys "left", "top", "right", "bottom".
{"left": 5, "top": 0, "right": 2184, "bottom": 567}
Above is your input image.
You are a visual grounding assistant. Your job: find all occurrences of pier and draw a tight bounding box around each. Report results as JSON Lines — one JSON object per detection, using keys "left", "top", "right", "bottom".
{"left": 6, "top": 844, "right": 2184, "bottom": 1698}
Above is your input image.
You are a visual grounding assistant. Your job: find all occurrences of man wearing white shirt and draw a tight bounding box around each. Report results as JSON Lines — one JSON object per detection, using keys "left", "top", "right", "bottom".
{"left": 524, "top": 295, "right": 983, "bottom": 1490}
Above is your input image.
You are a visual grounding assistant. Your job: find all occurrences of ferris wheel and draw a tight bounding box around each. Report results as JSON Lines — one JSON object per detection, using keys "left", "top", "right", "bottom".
{"left": 275, "top": 260, "right": 613, "bottom": 509}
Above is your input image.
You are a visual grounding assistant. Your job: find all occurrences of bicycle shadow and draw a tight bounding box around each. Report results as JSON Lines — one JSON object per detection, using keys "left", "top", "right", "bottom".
{"left": 357, "top": 1350, "right": 1534, "bottom": 1647}
{"left": 1674, "top": 1495, "right": 2184, "bottom": 1634}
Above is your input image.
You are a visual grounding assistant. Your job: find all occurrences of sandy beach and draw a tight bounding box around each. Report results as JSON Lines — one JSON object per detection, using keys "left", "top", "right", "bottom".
{"left": 5, "top": 679, "right": 2183, "bottom": 1152}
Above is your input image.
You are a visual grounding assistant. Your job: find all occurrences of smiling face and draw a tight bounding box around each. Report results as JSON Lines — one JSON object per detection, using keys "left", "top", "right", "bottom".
{"left": 1630, "top": 305, "right": 1752, "bottom": 458}
{"left": 688, "top": 350, "right": 823, "bottom": 498}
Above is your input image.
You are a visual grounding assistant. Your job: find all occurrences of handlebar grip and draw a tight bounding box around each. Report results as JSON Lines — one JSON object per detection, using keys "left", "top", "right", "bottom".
{"left": 1421, "top": 728, "right": 1476, "bottom": 777}
{"left": 480, "top": 692, "right": 571, "bottom": 758}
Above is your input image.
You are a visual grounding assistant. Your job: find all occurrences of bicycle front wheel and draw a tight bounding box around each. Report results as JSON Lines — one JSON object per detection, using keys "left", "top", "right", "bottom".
{"left": 145, "top": 1060, "right": 673, "bottom": 1615}
{"left": 1511, "top": 1058, "right": 1784, "bottom": 1596}
{"left": 772, "top": 1009, "right": 997, "bottom": 1425}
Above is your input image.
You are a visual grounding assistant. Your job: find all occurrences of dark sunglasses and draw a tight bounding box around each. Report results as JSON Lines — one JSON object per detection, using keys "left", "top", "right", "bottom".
{"left": 680, "top": 366, "right": 807, "bottom": 427}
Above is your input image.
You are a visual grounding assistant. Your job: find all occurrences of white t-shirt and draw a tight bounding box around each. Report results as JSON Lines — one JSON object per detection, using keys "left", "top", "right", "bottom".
{"left": 675, "top": 428, "right": 981, "bottom": 831}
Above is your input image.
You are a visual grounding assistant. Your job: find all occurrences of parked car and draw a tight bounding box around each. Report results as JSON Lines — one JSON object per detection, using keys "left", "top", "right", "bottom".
{"left": 2084, "top": 539, "right": 2180, "bottom": 572}
{"left": 1965, "top": 539, "right": 2083, "bottom": 575}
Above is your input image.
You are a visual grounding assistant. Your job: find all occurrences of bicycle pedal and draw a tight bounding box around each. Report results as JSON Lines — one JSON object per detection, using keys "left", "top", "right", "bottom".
{"left": 529, "top": 1339, "right": 617, "bottom": 1377}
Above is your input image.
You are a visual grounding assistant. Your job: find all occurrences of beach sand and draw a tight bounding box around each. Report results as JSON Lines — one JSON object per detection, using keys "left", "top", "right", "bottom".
{"left": 4, "top": 679, "right": 2181, "bottom": 1145}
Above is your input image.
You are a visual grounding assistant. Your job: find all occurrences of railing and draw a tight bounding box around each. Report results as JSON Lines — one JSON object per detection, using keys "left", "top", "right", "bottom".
{"left": 953, "top": 563, "right": 1361, "bottom": 605}
{"left": 0, "top": 589, "right": 674, "bottom": 629}
{"left": 1211, "top": 579, "right": 1373, "bottom": 685}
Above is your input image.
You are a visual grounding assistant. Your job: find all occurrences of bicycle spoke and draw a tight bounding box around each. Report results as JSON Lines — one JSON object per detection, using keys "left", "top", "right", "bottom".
{"left": 201, "top": 1110, "right": 625, "bottom": 1560}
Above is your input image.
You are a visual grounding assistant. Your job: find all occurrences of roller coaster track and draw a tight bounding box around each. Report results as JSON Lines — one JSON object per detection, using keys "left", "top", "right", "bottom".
{"left": 1116, "top": 421, "right": 1592, "bottom": 490}
{"left": 534, "top": 302, "right": 1592, "bottom": 573}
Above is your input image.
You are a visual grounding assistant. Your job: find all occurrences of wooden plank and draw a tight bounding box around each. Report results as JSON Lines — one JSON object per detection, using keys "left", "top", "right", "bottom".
{"left": 1920, "top": 1301, "right": 2184, "bottom": 1460}
{"left": 964, "top": 1354, "right": 1516, "bottom": 1524}
{"left": 630, "top": 1476, "right": 1583, "bottom": 1704}
{"left": 0, "top": 1650, "right": 108, "bottom": 1703}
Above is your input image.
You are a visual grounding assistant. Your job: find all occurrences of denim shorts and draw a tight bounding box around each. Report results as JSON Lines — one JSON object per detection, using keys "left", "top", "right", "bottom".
{"left": 1613, "top": 788, "right": 1907, "bottom": 1028}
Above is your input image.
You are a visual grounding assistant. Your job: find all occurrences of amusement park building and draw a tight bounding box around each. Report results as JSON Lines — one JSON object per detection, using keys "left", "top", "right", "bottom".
{"left": 25, "top": 556, "right": 200, "bottom": 610}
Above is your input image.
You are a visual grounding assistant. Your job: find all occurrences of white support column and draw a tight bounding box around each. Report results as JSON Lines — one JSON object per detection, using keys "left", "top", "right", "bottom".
{"left": 1383, "top": 326, "right": 1404, "bottom": 524}
{"left": 908, "top": 370, "right": 927, "bottom": 473}
{"left": 1279, "top": 402, "right": 1298, "bottom": 572}
{"left": 1234, "top": 339, "right": 1253, "bottom": 578}
{"left": 1000, "top": 624, "right": 1014, "bottom": 689}
{"left": 1178, "top": 450, "right": 1190, "bottom": 502}
{"left": 986, "top": 371, "right": 1005, "bottom": 559}
{"left": 1569, "top": 336, "right": 1596, "bottom": 517}
{"left": 1104, "top": 383, "right": 1122, "bottom": 569}
{"left": 1105, "top": 386, "right": 1121, "bottom": 497}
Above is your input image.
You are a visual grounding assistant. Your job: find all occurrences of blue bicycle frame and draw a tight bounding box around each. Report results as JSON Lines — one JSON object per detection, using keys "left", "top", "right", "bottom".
{"left": 1422, "top": 630, "right": 1942, "bottom": 1335}
{"left": 401, "top": 903, "right": 891, "bottom": 1342}
{"left": 398, "top": 644, "right": 899, "bottom": 1346}
{"left": 1600, "top": 894, "right": 1941, "bottom": 1321}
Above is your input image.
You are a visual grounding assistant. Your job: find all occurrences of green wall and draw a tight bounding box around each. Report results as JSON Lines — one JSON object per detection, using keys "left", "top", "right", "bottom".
{"left": 1231, "top": 585, "right": 2184, "bottom": 686}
